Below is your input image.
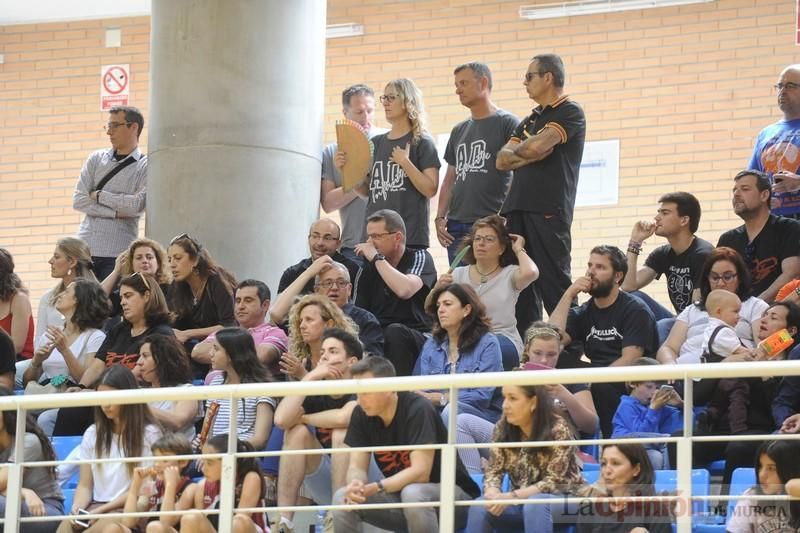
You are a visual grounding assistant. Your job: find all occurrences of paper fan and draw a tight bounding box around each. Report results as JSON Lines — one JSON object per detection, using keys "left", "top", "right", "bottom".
{"left": 336, "top": 119, "right": 374, "bottom": 191}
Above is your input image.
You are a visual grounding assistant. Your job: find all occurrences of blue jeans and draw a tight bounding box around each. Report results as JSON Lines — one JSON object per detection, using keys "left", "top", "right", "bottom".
{"left": 339, "top": 247, "right": 364, "bottom": 268}
{"left": 466, "top": 493, "right": 577, "bottom": 533}
{"left": 446, "top": 219, "right": 474, "bottom": 264}
{"left": 628, "top": 290, "right": 675, "bottom": 345}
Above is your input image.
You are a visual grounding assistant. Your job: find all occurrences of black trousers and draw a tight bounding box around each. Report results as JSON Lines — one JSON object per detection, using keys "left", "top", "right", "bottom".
{"left": 91, "top": 256, "right": 116, "bottom": 282}
{"left": 505, "top": 211, "right": 573, "bottom": 337}
{"left": 383, "top": 323, "right": 428, "bottom": 377}
{"left": 591, "top": 381, "right": 628, "bottom": 439}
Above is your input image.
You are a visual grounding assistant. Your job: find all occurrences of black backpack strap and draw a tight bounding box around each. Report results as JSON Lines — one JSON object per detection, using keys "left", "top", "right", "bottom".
{"left": 93, "top": 155, "right": 137, "bottom": 192}
{"left": 703, "top": 324, "right": 728, "bottom": 363}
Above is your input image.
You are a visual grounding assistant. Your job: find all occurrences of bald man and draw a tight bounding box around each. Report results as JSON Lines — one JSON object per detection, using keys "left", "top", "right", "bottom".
{"left": 277, "top": 219, "right": 361, "bottom": 297}
{"left": 749, "top": 64, "right": 800, "bottom": 218}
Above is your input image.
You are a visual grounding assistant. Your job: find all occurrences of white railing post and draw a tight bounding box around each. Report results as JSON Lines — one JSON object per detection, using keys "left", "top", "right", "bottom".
{"left": 218, "top": 394, "right": 239, "bottom": 533}
{"left": 676, "top": 376, "right": 694, "bottom": 533}
{"left": 4, "top": 405, "right": 27, "bottom": 533}
{"left": 439, "top": 384, "right": 458, "bottom": 533}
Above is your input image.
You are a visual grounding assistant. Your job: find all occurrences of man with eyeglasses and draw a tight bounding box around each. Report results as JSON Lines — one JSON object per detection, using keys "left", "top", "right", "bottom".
{"left": 72, "top": 105, "right": 147, "bottom": 280}
{"left": 435, "top": 62, "right": 519, "bottom": 263}
{"left": 276, "top": 218, "right": 361, "bottom": 298}
{"left": 717, "top": 170, "right": 800, "bottom": 302}
{"left": 270, "top": 261, "right": 384, "bottom": 356}
{"left": 496, "top": 53, "right": 586, "bottom": 337}
{"left": 320, "top": 84, "right": 387, "bottom": 266}
{"left": 352, "top": 209, "right": 436, "bottom": 376}
{"left": 749, "top": 64, "right": 800, "bottom": 218}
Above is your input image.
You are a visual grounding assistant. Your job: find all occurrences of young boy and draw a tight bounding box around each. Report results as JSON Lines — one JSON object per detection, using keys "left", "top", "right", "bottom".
{"left": 611, "top": 357, "right": 683, "bottom": 468}
{"left": 697, "top": 290, "right": 753, "bottom": 435}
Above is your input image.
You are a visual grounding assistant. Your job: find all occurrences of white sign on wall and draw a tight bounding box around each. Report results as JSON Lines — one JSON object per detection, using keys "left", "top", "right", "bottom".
{"left": 575, "top": 139, "right": 620, "bottom": 207}
{"left": 100, "top": 64, "right": 130, "bottom": 111}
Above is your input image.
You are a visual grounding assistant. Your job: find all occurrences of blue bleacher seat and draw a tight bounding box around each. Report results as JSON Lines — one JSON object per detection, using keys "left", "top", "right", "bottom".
{"left": 52, "top": 436, "right": 82, "bottom": 489}
{"left": 654, "top": 468, "right": 711, "bottom": 514}
{"left": 62, "top": 488, "right": 74, "bottom": 515}
{"left": 583, "top": 462, "right": 600, "bottom": 472}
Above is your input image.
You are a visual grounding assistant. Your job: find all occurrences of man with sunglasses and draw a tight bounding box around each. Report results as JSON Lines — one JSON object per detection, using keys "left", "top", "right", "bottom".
{"left": 73, "top": 105, "right": 147, "bottom": 281}
{"left": 496, "top": 54, "right": 586, "bottom": 336}
{"left": 749, "top": 64, "right": 800, "bottom": 218}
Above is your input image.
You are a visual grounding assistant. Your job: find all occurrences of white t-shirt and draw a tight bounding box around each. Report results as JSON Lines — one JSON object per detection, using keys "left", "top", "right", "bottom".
{"left": 675, "top": 297, "right": 768, "bottom": 364}
{"left": 727, "top": 488, "right": 795, "bottom": 533}
{"left": 41, "top": 329, "right": 105, "bottom": 381}
{"left": 702, "top": 317, "right": 744, "bottom": 360}
{"left": 452, "top": 264, "right": 526, "bottom": 354}
{"left": 80, "top": 423, "right": 161, "bottom": 502}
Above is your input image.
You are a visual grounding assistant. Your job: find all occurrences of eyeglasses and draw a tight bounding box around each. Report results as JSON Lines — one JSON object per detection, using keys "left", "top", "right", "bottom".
{"left": 308, "top": 233, "right": 339, "bottom": 243}
{"left": 367, "top": 231, "right": 397, "bottom": 240}
{"left": 379, "top": 94, "right": 398, "bottom": 104}
{"left": 774, "top": 82, "right": 800, "bottom": 92}
{"left": 473, "top": 235, "right": 498, "bottom": 244}
{"left": 105, "top": 121, "right": 131, "bottom": 132}
{"left": 708, "top": 272, "right": 737, "bottom": 283}
{"left": 524, "top": 72, "right": 546, "bottom": 82}
{"left": 316, "top": 279, "right": 350, "bottom": 289}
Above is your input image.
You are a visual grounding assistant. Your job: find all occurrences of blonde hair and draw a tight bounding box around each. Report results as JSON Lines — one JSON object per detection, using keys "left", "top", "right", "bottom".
{"left": 123, "top": 238, "right": 172, "bottom": 285}
{"left": 49, "top": 237, "right": 97, "bottom": 304}
{"left": 386, "top": 78, "right": 426, "bottom": 144}
{"left": 287, "top": 294, "right": 357, "bottom": 361}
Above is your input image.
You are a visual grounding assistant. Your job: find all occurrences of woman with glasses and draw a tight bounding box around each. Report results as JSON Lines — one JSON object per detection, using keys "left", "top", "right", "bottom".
{"left": 337, "top": 78, "right": 441, "bottom": 250}
{"left": 657, "top": 246, "right": 768, "bottom": 368}
{"left": 167, "top": 234, "right": 236, "bottom": 354}
{"left": 433, "top": 215, "right": 539, "bottom": 370}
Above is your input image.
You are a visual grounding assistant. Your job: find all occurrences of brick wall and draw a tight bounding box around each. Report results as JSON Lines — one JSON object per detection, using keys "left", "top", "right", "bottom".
{"left": 0, "top": 0, "right": 796, "bottom": 321}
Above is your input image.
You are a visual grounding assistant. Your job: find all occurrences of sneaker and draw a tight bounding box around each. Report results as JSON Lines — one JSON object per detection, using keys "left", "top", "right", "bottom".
{"left": 274, "top": 522, "right": 294, "bottom": 533}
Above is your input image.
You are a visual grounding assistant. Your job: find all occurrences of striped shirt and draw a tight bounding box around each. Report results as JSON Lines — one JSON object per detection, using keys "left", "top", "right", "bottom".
{"left": 73, "top": 147, "right": 147, "bottom": 257}
{"left": 207, "top": 374, "right": 276, "bottom": 442}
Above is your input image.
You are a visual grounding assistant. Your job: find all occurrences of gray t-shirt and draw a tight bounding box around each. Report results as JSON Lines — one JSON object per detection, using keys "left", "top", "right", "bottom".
{"left": 444, "top": 109, "right": 520, "bottom": 222}
{"left": 321, "top": 127, "right": 387, "bottom": 250}
{"left": 0, "top": 433, "right": 62, "bottom": 502}
{"left": 365, "top": 131, "right": 441, "bottom": 248}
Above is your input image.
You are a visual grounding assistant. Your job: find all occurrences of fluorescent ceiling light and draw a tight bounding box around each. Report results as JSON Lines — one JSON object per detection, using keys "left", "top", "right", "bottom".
{"left": 326, "top": 23, "right": 365, "bottom": 39}
{"left": 519, "top": 0, "right": 715, "bottom": 20}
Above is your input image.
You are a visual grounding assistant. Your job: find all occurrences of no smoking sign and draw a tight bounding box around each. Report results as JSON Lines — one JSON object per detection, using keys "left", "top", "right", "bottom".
{"left": 100, "top": 64, "right": 130, "bottom": 110}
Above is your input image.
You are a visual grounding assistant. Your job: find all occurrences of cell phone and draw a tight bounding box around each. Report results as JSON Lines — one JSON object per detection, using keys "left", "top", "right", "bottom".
{"left": 659, "top": 384, "right": 674, "bottom": 394}
{"left": 74, "top": 509, "right": 90, "bottom": 528}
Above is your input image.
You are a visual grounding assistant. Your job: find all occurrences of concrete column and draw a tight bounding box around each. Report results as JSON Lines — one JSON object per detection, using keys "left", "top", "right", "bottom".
{"left": 147, "top": 0, "right": 326, "bottom": 292}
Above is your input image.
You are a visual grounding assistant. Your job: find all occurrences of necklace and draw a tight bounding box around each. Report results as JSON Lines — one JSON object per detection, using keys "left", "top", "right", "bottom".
{"left": 191, "top": 279, "right": 208, "bottom": 306}
{"left": 473, "top": 264, "right": 500, "bottom": 284}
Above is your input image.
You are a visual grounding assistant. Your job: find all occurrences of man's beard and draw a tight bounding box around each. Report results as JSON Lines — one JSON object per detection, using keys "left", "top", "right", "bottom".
{"left": 589, "top": 277, "right": 615, "bottom": 298}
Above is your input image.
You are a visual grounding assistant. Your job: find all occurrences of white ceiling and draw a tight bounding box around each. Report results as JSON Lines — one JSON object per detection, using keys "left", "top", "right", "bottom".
{"left": 0, "top": 0, "right": 151, "bottom": 26}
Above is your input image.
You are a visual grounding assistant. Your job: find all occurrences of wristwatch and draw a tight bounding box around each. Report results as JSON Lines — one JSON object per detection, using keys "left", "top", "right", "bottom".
{"left": 439, "top": 393, "right": 448, "bottom": 406}
{"left": 376, "top": 480, "right": 386, "bottom": 494}
{"left": 371, "top": 253, "right": 386, "bottom": 264}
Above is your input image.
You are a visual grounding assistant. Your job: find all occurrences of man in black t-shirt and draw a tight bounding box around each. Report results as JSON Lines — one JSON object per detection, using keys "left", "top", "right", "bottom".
{"left": 277, "top": 218, "right": 361, "bottom": 297}
{"left": 332, "top": 357, "right": 478, "bottom": 533}
{"left": 717, "top": 170, "right": 800, "bottom": 302}
{"left": 353, "top": 209, "right": 437, "bottom": 376}
{"left": 550, "top": 245, "right": 658, "bottom": 438}
{"left": 273, "top": 328, "right": 363, "bottom": 533}
{"left": 622, "top": 192, "right": 713, "bottom": 341}
{"left": 497, "top": 53, "right": 586, "bottom": 337}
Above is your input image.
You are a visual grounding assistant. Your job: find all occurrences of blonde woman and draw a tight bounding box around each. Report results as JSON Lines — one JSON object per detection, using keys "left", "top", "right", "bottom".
{"left": 279, "top": 294, "right": 357, "bottom": 380}
{"left": 339, "top": 78, "right": 441, "bottom": 249}
{"left": 37, "top": 237, "right": 97, "bottom": 349}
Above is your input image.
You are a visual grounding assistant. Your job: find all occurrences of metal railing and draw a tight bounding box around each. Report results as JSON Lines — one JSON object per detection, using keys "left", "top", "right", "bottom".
{"left": 1, "top": 359, "right": 800, "bottom": 532}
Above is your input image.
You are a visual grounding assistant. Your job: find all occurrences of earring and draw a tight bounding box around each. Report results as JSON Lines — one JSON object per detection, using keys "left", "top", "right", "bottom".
{"left": 67, "top": 268, "right": 72, "bottom": 276}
